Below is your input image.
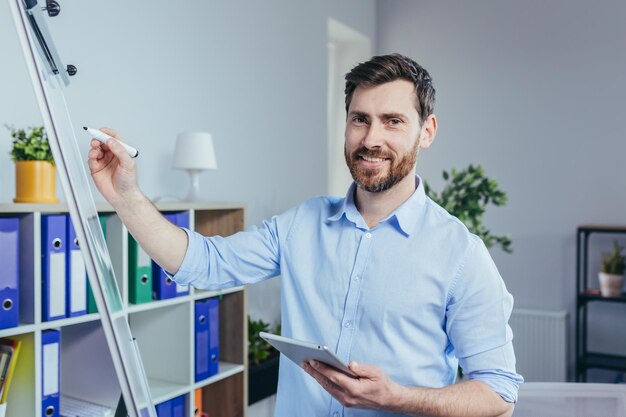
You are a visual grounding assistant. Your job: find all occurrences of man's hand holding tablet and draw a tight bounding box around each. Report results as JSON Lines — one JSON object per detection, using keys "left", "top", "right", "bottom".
{"left": 262, "top": 332, "right": 407, "bottom": 411}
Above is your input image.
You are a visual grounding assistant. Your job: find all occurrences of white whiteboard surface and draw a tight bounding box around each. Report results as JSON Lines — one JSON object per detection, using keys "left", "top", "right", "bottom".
{"left": 8, "top": 1, "right": 156, "bottom": 415}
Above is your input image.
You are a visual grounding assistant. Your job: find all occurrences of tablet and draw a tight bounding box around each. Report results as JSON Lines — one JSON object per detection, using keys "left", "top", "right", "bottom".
{"left": 259, "top": 332, "right": 357, "bottom": 378}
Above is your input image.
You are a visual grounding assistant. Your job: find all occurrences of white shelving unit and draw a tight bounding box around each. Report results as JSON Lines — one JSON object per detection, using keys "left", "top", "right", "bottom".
{"left": 0, "top": 202, "right": 248, "bottom": 417}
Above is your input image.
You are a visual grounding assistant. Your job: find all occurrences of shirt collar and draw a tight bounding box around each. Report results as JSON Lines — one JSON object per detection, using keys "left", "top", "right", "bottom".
{"left": 327, "top": 175, "right": 427, "bottom": 235}
{"left": 390, "top": 176, "right": 426, "bottom": 235}
{"left": 327, "top": 181, "right": 364, "bottom": 227}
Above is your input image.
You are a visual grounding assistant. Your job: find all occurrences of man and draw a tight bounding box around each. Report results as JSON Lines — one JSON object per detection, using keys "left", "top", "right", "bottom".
{"left": 88, "top": 53, "right": 522, "bottom": 417}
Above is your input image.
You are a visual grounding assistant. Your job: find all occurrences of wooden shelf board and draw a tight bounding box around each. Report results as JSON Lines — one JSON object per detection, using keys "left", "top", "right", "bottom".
{"left": 153, "top": 202, "right": 246, "bottom": 212}
{"left": 193, "top": 362, "right": 245, "bottom": 390}
{"left": 193, "top": 286, "right": 245, "bottom": 300}
{"left": 0, "top": 203, "right": 70, "bottom": 213}
{"left": 149, "top": 377, "right": 190, "bottom": 405}
{"left": 39, "top": 312, "right": 101, "bottom": 330}
{"left": 0, "top": 322, "right": 38, "bottom": 338}
{"left": 125, "top": 287, "right": 245, "bottom": 314}
{"left": 0, "top": 201, "right": 245, "bottom": 213}
{"left": 127, "top": 295, "right": 191, "bottom": 314}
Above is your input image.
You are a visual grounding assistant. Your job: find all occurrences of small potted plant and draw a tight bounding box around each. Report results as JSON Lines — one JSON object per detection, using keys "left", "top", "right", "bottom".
{"left": 7, "top": 125, "right": 58, "bottom": 203}
{"left": 247, "top": 316, "right": 280, "bottom": 405}
{"left": 599, "top": 241, "right": 625, "bottom": 298}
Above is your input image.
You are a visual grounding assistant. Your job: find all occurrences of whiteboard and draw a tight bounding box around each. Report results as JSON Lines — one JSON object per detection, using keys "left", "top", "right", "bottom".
{"left": 8, "top": 1, "right": 156, "bottom": 416}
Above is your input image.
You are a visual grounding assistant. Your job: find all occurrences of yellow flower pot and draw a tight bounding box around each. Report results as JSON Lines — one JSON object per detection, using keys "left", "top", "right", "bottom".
{"left": 14, "top": 161, "right": 59, "bottom": 203}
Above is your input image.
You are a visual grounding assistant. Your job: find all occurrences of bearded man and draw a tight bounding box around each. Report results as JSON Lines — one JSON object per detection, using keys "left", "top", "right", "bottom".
{"left": 88, "top": 53, "right": 523, "bottom": 417}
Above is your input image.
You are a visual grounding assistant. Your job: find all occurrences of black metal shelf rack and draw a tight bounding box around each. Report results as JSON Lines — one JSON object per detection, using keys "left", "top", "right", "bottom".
{"left": 576, "top": 225, "right": 626, "bottom": 381}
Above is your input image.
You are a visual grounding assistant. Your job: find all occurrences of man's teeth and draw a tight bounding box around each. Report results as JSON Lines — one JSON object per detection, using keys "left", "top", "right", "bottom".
{"left": 362, "top": 156, "right": 385, "bottom": 162}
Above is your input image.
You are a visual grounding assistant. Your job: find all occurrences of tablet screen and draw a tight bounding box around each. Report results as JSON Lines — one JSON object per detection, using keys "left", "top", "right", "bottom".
{"left": 260, "top": 332, "right": 357, "bottom": 378}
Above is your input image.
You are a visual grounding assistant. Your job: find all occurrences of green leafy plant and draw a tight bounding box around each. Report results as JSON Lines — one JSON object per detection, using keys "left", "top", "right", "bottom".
{"left": 425, "top": 164, "right": 512, "bottom": 253}
{"left": 6, "top": 125, "right": 54, "bottom": 164}
{"left": 601, "top": 241, "right": 626, "bottom": 275}
{"left": 248, "top": 316, "right": 279, "bottom": 366}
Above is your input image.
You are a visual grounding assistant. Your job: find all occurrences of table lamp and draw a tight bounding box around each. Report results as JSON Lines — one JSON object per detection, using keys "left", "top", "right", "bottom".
{"left": 172, "top": 132, "right": 217, "bottom": 202}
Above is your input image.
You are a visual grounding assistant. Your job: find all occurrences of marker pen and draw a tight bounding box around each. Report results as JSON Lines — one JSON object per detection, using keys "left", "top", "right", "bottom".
{"left": 83, "top": 127, "right": 139, "bottom": 158}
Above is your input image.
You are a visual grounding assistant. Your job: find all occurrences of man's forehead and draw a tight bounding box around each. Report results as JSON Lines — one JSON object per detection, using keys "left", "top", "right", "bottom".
{"left": 349, "top": 80, "right": 419, "bottom": 116}
{"left": 352, "top": 79, "right": 415, "bottom": 100}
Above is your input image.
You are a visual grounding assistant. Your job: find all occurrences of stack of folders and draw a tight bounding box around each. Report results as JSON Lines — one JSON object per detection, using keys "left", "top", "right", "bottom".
{"left": 129, "top": 211, "right": 190, "bottom": 304}
{"left": 155, "top": 395, "right": 185, "bottom": 417}
{"left": 60, "top": 395, "right": 113, "bottom": 417}
{"left": 194, "top": 298, "right": 219, "bottom": 382}
{"left": 0, "top": 217, "right": 20, "bottom": 331}
{"left": 41, "top": 215, "right": 89, "bottom": 322}
{"left": 0, "top": 338, "right": 22, "bottom": 407}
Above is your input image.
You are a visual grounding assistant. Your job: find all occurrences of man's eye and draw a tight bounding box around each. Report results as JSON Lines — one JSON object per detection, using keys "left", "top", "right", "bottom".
{"left": 353, "top": 116, "right": 366, "bottom": 124}
{"left": 388, "top": 118, "right": 401, "bottom": 126}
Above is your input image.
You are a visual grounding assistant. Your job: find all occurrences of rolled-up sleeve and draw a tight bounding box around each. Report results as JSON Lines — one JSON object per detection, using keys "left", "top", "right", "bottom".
{"left": 171, "top": 215, "right": 284, "bottom": 290}
{"left": 462, "top": 345, "right": 524, "bottom": 402}
{"left": 446, "top": 237, "right": 524, "bottom": 402}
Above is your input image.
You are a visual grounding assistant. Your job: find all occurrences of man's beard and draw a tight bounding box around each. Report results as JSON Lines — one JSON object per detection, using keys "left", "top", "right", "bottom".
{"left": 344, "top": 140, "right": 419, "bottom": 193}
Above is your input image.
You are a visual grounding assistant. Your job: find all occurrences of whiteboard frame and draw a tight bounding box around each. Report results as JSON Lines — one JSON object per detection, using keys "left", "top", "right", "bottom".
{"left": 8, "top": 1, "right": 157, "bottom": 415}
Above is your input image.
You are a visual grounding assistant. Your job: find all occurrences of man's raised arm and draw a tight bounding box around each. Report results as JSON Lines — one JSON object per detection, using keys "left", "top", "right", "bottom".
{"left": 87, "top": 128, "right": 188, "bottom": 275}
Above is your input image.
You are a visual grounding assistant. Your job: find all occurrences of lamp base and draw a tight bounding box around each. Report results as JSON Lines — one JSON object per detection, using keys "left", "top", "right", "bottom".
{"left": 181, "top": 169, "right": 206, "bottom": 202}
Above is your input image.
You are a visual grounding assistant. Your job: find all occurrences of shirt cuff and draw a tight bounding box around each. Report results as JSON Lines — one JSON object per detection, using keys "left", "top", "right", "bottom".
{"left": 466, "top": 369, "right": 524, "bottom": 403}
{"left": 460, "top": 342, "right": 524, "bottom": 402}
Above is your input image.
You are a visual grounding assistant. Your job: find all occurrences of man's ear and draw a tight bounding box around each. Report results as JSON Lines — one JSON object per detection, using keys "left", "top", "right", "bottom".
{"left": 419, "top": 114, "right": 437, "bottom": 149}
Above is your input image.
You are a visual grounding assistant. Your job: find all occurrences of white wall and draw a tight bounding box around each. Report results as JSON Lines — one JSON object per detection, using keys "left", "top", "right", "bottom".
{"left": 327, "top": 18, "right": 372, "bottom": 196}
{"left": 377, "top": 0, "right": 626, "bottom": 381}
{"left": 0, "top": 1, "right": 375, "bottom": 329}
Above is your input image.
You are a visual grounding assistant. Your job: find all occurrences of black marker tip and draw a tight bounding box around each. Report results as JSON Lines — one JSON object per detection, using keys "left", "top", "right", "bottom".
{"left": 82, "top": 126, "right": 88, "bottom": 130}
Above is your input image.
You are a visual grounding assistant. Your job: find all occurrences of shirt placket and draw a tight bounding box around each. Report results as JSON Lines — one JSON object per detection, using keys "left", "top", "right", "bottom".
{"left": 329, "top": 230, "right": 374, "bottom": 417}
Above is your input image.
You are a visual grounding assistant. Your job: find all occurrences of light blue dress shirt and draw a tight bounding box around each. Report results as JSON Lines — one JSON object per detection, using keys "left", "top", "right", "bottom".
{"left": 173, "top": 176, "right": 523, "bottom": 417}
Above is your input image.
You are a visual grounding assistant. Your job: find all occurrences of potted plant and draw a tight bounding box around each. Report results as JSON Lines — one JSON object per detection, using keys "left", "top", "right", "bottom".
{"left": 425, "top": 164, "right": 512, "bottom": 253}
{"left": 7, "top": 125, "right": 58, "bottom": 203}
{"left": 248, "top": 316, "right": 280, "bottom": 405}
{"left": 599, "top": 241, "right": 625, "bottom": 298}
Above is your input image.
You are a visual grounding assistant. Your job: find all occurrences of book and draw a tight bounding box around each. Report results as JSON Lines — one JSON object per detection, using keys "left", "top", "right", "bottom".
{"left": 0, "top": 338, "right": 22, "bottom": 403}
{"left": 0, "top": 352, "right": 10, "bottom": 389}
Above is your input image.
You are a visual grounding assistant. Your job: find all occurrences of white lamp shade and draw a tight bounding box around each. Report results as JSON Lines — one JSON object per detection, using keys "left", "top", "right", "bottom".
{"left": 172, "top": 132, "right": 217, "bottom": 170}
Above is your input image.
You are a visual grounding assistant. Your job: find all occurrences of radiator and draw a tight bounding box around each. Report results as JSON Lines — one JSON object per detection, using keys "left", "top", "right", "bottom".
{"left": 509, "top": 308, "right": 568, "bottom": 382}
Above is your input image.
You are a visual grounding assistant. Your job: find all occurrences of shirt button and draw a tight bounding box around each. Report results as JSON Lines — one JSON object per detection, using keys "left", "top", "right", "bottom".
{"left": 354, "top": 275, "right": 360, "bottom": 281}
{"left": 333, "top": 413, "right": 339, "bottom": 417}
{"left": 344, "top": 321, "right": 351, "bottom": 328}
{"left": 365, "top": 232, "right": 372, "bottom": 238}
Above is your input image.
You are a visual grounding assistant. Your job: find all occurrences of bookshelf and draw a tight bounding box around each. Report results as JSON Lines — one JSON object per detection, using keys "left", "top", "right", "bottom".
{"left": 0, "top": 201, "right": 248, "bottom": 417}
{"left": 576, "top": 225, "right": 626, "bottom": 382}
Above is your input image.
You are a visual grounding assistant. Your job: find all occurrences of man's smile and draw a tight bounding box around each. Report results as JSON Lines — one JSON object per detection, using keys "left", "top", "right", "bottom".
{"left": 360, "top": 155, "right": 387, "bottom": 163}
{"left": 358, "top": 154, "right": 390, "bottom": 169}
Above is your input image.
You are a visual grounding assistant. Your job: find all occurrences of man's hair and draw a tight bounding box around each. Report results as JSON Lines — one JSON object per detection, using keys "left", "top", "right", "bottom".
{"left": 344, "top": 53, "right": 436, "bottom": 124}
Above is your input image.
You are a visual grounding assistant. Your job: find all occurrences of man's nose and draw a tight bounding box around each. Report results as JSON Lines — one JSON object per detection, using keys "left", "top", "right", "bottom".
{"left": 362, "top": 121, "right": 384, "bottom": 149}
